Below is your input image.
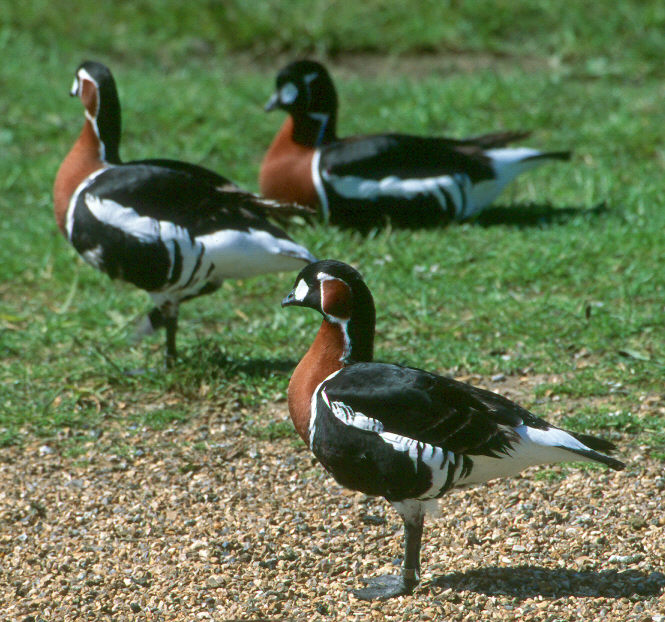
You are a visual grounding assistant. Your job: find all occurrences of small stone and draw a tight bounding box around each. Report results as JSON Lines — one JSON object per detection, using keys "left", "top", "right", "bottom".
{"left": 607, "top": 553, "right": 644, "bottom": 564}
{"left": 129, "top": 603, "right": 141, "bottom": 613}
{"left": 206, "top": 575, "right": 224, "bottom": 588}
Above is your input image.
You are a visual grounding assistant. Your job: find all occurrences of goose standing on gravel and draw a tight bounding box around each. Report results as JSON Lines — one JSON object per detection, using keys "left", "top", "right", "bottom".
{"left": 260, "top": 60, "right": 571, "bottom": 228}
{"left": 53, "top": 61, "right": 316, "bottom": 365}
{"left": 281, "top": 259, "right": 624, "bottom": 600}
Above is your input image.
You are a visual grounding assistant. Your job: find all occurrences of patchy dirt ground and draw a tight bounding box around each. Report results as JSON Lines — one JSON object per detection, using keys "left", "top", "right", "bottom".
{"left": 1, "top": 375, "right": 663, "bottom": 621}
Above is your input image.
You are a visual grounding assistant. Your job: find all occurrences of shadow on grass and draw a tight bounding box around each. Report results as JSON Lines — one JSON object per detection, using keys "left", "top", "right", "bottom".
{"left": 330, "top": 202, "right": 608, "bottom": 233}
{"left": 429, "top": 564, "right": 665, "bottom": 600}
{"left": 473, "top": 201, "right": 609, "bottom": 228}
{"left": 182, "top": 345, "right": 298, "bottom": 379}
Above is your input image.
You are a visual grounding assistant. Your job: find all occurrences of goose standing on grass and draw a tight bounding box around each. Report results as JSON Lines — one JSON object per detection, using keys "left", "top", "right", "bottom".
{"left": 281, "top": 259, "right": 624, "bottom": 600}
{"left": 53, "top": 61, "right": 316, "bottom": 365}
{"left": 260, "top": 60, "right": 571, "bottom": 228}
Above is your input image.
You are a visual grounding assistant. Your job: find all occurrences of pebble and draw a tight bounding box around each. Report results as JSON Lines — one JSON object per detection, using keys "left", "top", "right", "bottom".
{"left": 607, "top": 554, "right": 644, "bottom": 564}
{"left": 2, "top": 403, "right": 663, "bottom": 621}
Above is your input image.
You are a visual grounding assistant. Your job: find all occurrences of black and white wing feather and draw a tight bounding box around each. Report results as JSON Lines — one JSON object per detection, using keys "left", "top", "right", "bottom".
{"left": 315, "top": 134, "right": 569, "bottom": 226}
{"left": 67, "top": 164, "right": 315, "bottom": 294}
{"left": 310, "top": 363, "right": 623, "bottom": 502}
{"left": 316, "top": 134, "right": 496, "bottom": 226}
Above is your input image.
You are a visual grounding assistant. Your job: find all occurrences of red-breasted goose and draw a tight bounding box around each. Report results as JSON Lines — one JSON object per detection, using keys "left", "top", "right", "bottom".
{"left": 54, "top": 61, "right": 316, "bottom": 365}
{"left": 282, "top": 259, "right": 624, "bottom": 600}
{"left": 260, "top": 60, "right": 571, "bottom": 228}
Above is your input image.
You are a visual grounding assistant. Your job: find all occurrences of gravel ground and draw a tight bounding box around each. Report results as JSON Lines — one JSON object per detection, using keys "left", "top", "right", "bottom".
{"left": 1, "top": 377, "right": 664, "bottom": 621}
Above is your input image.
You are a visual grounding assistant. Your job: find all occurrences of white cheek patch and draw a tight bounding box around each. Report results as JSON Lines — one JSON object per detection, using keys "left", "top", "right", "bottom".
{"left": 279, "top": 82, "right": 298, "bottom": 105}
{"left": 70, "top": 76, "right": 80, "bottom": 97}
{"left": 293, "top": 278, "right": 309, "bottom": 301}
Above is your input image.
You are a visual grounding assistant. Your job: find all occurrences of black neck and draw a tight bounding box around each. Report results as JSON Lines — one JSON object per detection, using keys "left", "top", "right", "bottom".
{"left": 291, "top": 111, "right": 337, "bottom": 147}
{"left": 96, "top": 81, "right": 122, "bottom": 164}
{"left": 343, "top": 285, "right": 375, "bottom": 365}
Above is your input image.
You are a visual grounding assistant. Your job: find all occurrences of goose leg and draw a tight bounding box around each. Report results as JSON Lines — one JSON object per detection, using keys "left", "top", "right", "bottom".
{"left": 133, "top": 307, "right": 166, "bottom": 342}
{"left": 161, "top": 304, "right": 179, "bottom": 367}
{"left": 354, "top": 505, "right": 424, "bottom": 601}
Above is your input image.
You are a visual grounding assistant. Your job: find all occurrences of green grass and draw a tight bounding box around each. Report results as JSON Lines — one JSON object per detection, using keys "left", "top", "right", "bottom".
{"left": 1, "top": 1, "right": 664, "bottom": 458}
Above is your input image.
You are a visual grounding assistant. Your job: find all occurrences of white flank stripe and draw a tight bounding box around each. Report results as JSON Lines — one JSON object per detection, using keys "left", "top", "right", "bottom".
{"left": 324, "top": 171, "right": 464, "bottom": 207}
{"left": 324, "top": 397, "right": 459, "bottom": 498}
{"left": 328, "top": 400, "right": 384, "bottom": 433}
{"left": 310, "top": 150, "right": 329, "bottom": 222}
{"left": 309, "top": 370, "right": 342, "bottom": 448}
{"left": 84, "top": 194, "right": 183, "bottom": 244}
{"left": 66, "top": 168, "right": 109, "bottom": 240}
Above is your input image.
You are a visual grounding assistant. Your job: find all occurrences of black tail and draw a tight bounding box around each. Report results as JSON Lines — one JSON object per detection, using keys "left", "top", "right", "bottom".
{"left": 567, "top": 431, "right": 625, "bottom": 471}
{"left": 463, "top": 130, "right": 532, "bottom": 149}
{"left": 524, "top": 150, "right": 572, "bottom": 163}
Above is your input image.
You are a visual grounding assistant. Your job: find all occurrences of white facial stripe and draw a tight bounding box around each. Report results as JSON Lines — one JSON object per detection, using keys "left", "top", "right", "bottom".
{"left": 70, "top": 76, "right": 79, "bottom": 96}
{"left": 77, "top": 68, "right": 98, "bottom": 89}
{"left": 303, "top": 72, "right": 319, "bottom": 85}
{"left": 293, "top": 278, "right": 309, "bottom": 301}
{"left": 310, "top": 369, "right": 342, "bottom": 448}
{"left": 316, "top": 271, "right": 352, "bottom": 360}
{"left": 279, "top": 82, "right": 298, "bottom": 105}
{"left": 307, "top": 112, "right": 330, "bottom": 146}
{"left": 316, "top": 271, "right": 336, "bottom": 282}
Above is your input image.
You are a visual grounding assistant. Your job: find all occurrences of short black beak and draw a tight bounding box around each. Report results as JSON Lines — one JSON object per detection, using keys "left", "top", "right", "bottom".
{"left": 264, "top": 92, "right": 280, "bottom": 112}
{"left": 281, "top": 290, "right": 297, "bottom": 307}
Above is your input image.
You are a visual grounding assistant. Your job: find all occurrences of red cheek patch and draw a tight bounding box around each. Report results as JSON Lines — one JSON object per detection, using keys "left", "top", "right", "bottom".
{"left": 80, "top": 80, "right": 98, "bottom": 117}
{"left": 321, "top": 279, "right": 352, "bottom": 319}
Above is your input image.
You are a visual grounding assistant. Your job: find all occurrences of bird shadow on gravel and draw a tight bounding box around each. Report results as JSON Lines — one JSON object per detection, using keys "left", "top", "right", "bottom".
{"left": 429, "top": 565, "right": 665, "bottom": 600}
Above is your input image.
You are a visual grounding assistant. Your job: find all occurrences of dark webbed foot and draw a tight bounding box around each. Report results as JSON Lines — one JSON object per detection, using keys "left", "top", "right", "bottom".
{"left": 353, "top": 574, "right": 418, "bottom": 601}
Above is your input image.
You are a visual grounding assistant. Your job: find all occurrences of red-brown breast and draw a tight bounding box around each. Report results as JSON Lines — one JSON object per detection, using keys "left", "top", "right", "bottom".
{"left": 53, "top": 120, "right": 105, "bottom": 235}
{"left": 259, "top": 116, "right": 319, "bottom": 208}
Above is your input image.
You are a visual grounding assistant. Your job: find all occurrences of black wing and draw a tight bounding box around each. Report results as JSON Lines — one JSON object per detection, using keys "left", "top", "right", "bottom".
{"left": 126, "top": 158, "right": 238, "bottom": 190}
{"left": 85, "top": 164, "right": 292, "bottom": 239}
{"left": 449, "top": 130, "right": 532, "bottom": 149}
{"left": 322, "top": 362, "right": 550, "bottom": 457}
{"left": 321, "top": 133, "right": 496, "bottom": 183}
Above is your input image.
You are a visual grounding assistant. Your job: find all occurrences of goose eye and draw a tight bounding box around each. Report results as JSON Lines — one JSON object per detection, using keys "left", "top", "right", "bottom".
{"left": 279, "top": 82, "right": 298, "bottom": 105}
